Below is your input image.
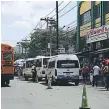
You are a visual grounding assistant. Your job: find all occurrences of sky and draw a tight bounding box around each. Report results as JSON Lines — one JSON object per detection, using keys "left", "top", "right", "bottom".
{"left": 1, "top": 1, "right": 77, "bottom": 47}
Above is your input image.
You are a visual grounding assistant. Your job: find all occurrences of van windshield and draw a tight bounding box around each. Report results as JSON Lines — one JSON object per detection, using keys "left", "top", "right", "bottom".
{"left": 26, "top": 60, "right": 34, "bottom": 68}
{"left": 57, "top": 60, "right": 79, "bottom": 68}
{"left": 43, "top": 58, "right": 50, "bottom": 65}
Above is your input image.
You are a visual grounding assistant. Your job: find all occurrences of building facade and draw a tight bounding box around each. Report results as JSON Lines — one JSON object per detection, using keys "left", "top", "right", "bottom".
{"left": 76, "top": 1, "right": 109, "bottom": 64}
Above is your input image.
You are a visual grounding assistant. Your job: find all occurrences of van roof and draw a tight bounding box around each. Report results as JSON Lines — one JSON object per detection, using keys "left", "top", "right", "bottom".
{"left": 49, "top": 54, "right": 78, "bottom": 61}
{"left": 26, "top": 58, "right": 35, "bottom": 61}
{"left": 36, "top": 56, "right": 50, "bottom": 59}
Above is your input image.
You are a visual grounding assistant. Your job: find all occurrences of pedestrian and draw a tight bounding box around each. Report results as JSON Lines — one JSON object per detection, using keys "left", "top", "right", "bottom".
{"left": 31, "top": 63, "right": 38, "bottom": 83}
{"left": 101, "top": 61, "right": 105, "bottom": 86}
{"left": 92, "top": 63, "right": 100, "bottom": 87}
{"left": 82, "top": 64, "right": 89, "bottom": 84}
{"left": 103, "top": 63, "right": 109, "bottom": 90}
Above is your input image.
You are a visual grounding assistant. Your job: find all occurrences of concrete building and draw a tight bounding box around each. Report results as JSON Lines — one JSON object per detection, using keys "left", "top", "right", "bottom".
{"left": 76, "top": 1, "right": 109, "bottom": 64}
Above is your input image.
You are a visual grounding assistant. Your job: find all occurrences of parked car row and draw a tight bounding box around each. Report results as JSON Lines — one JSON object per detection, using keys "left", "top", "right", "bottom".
{"left": 15, "top": 54, "right": 80, "bottom": 86}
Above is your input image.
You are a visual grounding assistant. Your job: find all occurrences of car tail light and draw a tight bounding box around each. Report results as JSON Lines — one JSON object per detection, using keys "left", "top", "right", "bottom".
{"left": 55, "top": 69, "right": 57, "bottom": 76}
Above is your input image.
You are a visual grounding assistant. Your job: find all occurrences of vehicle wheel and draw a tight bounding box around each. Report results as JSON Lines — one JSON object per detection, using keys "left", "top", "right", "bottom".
{"left": 56, "top": 80, "right": 60, "bottom": 86}
{"left": 51, "top": 77, "right": 54, "bottom": 85}
{"left": 75, "top": 80, "right": 79, "bottom": 86}
{"left": 45, "top": 76, "right": 48, "bottom": 84}
{"left": 24, "top": 74, "right": 28, "bottom": 81}
{"left": 1, "top": 80, "right": 5, "bottom": 86}
{"left": 38, "top": 77, "right": 42, "bottom": 81}
{"left": 6, "top": 80, "right": 10, "bottom": 85}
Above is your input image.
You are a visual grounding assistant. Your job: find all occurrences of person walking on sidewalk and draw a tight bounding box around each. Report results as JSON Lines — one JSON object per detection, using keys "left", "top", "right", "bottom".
{"left": 82, "top": 64, "right": 89, "bottom": 84}
{"left": 103, "top": 63, "right": 109, "bottom": 90}
{"left": 92, "top": 63, "right": 100, "bottom": 87}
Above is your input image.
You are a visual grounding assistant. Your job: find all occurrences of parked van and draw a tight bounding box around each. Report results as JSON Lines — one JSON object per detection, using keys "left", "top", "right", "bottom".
{"left": 45, "top": 54, "right": 80, "bottom": 85}
{"left": 23, "top": 58, "right": 35, "bottom": 80}
{"left": 35, "top": 56, "right": 50, "bottom": 80}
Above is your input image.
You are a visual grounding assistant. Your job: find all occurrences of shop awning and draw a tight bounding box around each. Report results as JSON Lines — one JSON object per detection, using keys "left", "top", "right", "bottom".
{"left": 90, "top": 48, "right": 109, "bottom": 54}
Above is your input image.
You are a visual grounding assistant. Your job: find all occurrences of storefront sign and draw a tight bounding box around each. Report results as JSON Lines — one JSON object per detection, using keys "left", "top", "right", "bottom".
{"left": 86, "top": 25, "right": 109, "bottom": 43}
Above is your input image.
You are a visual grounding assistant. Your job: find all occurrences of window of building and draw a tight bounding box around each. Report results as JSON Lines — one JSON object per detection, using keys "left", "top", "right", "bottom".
{"left": 80, "top": 10, "right": 91, "bottom": 26}
{"left": 95, "top": 4, "right": 100, "bottom": 19}
{"left": 105, "top": 1, "right": 109, "bottom": 14}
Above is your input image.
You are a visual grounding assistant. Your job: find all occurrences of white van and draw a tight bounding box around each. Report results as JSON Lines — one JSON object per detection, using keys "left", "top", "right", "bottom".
{"left": 45, "top": 54, "right": 80, "bottom": 85}
{"left": 35, "top": 56, "right": 50, "bottom": 80}
{"left": 23, "top": 58, "right": 35, "bottom": 80}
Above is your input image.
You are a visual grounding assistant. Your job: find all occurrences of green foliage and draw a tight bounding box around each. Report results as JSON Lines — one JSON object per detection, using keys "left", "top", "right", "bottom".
{"left": 14, "top": 53, "right": 22, "bottom": 61}
{"left": 27, "top": 28, "right": 76, "bottom": 58}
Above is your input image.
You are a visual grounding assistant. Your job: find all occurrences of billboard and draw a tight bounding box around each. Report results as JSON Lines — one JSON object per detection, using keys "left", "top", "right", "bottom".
{"left": 86, "top": 25, "right": 109, "bottom": 43}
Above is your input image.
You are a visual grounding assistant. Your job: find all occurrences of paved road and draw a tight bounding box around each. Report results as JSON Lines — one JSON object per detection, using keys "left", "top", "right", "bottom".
{"left": 1, "top": 77, "right": 109, "bottom": 109}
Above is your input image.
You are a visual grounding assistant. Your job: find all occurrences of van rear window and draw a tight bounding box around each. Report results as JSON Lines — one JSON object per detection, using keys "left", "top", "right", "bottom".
{"left": 57, "top": 60, "right": 79, "bottom": 68}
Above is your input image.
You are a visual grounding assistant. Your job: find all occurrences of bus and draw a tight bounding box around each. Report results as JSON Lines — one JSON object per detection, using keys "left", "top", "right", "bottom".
{"left": 35, "top": 56, "right": 50, "bottom": 80}
{"left": 1, "top": 44, "right": 14, "bottom": 85}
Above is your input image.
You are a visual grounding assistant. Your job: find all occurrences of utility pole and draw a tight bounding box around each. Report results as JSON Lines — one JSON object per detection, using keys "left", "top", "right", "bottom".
{"left": 56, "top": 1, "right": 59, "bottom": 54}
{"left": 40, "top": 17, "right": 55, "bottom": 56}
{"left": 40, "top": 17, "right": 49, "bottom": 29}
{"left": 49, "top": 26, "right": 52, "bottom": 56}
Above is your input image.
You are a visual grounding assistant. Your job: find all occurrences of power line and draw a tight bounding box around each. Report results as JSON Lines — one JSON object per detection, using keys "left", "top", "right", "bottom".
{"left": 51, "top": 1, "right": 72, "bottom": 18}
{"left": 58, "top": 1, "right": 72, "bottom": 13}
{"left": 34, "top": 1, "right": 64, "bottom": 30}
{"left": 59, "top": 5, "right": 77, "bottom": 18}
{"left": 64, "top": 20, "right": 77, "bottom": 28}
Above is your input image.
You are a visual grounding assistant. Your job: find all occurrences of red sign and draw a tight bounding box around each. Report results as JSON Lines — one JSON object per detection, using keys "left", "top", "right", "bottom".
{"left": 86, "top": 25, "right": 109, "bottom": 37}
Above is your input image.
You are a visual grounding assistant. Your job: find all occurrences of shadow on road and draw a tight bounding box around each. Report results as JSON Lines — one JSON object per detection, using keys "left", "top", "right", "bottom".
{"left": 1, "top": 84, "right": 11, "bottom": 88}
{"left": 15, "top": 77, "right": 26, "bottom": 81}
{"left": 40, "top": 82, "right": 76, "bottom": 86}
{"left": 98, "top": 89, "right": 109, "bottom": 91}
{"left": 97, "top": 87, "right": 109, "bottom": 91}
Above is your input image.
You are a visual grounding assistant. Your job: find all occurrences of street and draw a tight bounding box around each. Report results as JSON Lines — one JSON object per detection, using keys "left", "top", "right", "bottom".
{"left": 1, "top": 77, "right": 109, "bottom": 109}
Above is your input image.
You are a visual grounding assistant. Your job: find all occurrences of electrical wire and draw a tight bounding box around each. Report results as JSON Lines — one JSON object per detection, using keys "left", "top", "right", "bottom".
{"left": 64, "top": 20, "right": 77, "bottom": 28}
{"left": 23, "top": 1, "right": 64, "bottom": 40}
{"left": 51, "top": 1, "right": 73, "bottom": 18}
{"left": 58, "top": 1, "right": 72, "bottom": 13}
{"left": 59, "top": 5, "right": 77, "bottom": 18}
{"left": 33, "top": 1, "right": 64, "bottom": 30}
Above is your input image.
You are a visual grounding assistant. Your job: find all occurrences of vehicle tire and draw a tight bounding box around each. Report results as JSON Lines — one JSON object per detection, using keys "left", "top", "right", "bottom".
{"left": 38, "top": 77, "right": 42, "bottom": 81}
{"left": 75, "top": 80, "right": 79, "bottom": 86}
{"left": 24, "top": 74, "right": 28, "bottom": 81}
{"left": 45, "top": 76, "right": 48, "bottom": 84}
{"left": 56, "top": 80, "right": 60, "bottom": 86}
{"left": 51, "top": 76, "right": 54, "bottom": 85}
{"left": 6, "top": 80, "right": 10, "bottom": 85}
{"left": 1, "top": 80, "right": 5, "bottom": 86}
{"left": 25, "top": 77, "right": 28, "bottom": 81}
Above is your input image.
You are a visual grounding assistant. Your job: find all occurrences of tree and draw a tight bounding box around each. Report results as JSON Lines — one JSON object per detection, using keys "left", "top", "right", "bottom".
{"left": 27, "top": 27, "right": 77, "bottom": 58}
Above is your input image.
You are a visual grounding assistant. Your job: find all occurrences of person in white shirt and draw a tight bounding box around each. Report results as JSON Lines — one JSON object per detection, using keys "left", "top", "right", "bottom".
{"left": 92, "top": 63, "right": 100, "bottom": 87}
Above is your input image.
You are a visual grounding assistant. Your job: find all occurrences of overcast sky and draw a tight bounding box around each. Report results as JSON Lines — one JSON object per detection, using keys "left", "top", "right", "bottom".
{"left": 1, "top": 1, "right": 77, "bottom": 47}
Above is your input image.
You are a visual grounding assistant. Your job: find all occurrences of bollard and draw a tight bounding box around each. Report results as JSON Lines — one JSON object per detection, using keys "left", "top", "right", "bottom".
{"left": 47, "top": 74, "right": 52, "bottom": 89}
{"left": 79, "top": 85, "right": 90, "bottom": 109}
{"left": 35, "top": 76, "right": 38, "bottom": 83}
